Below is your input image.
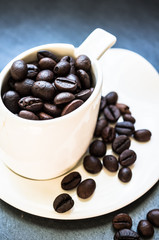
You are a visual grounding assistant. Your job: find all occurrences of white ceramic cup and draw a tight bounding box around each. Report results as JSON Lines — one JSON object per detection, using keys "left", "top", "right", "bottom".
{"left": 0, "top": 28, "right": 116, "bottom": 180}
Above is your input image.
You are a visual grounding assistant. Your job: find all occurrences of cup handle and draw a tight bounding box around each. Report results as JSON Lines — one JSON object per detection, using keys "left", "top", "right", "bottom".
{"left": 76, "top": 28, "right": 116, "bottom": 60}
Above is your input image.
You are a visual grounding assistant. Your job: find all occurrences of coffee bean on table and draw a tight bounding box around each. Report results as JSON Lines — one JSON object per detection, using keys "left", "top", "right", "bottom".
{"left": 137, "top": 220, "right": 154, "bottom": 238}
{"left": 112, "top": 135, "right": 131, "bottom": 154}
{"left": 112, "top": 213, "right": 132, "bottom": 230}
{"left": 18, "top": 96, "right": 43, "bottom": 112}
{"left": 27, "top": 64, "right": 39, "bottom": 79}
{"left": 36, "top": 69, "right": 54, "bottom": 82}
{"left": 75, "top": 89, "right": 92, "bottom": 101}
{"left": 89, "top": 140, "right": 106, "bottom": 157}
{"left": 54, "top": 92, "right": 75, "bottom": 105}
{"left": 99, "top": 96, "right": 107, "bottom": 111}
{"left": 94, "top": 118, "right": 108, "bottom": 137}
{"left": 37, "top": 50, "right": 59, "bottom": 62}
{"left": 147, "top": 209, "right": 159, "bottom": 227}
{"left": 123, "top": 114, "right": 136, "bottom": 124}
{"left": 118, "top": 167, "right": 132, "bottom": 183}
{"left": 53, "top": 193, "right": 74, "bottom": 213}
{"left": 19, "top": 110, "right": 39, "bottom": 120}
{"left": 119, "top": 149, "right": 137, "bottom": 167}
{"left": 54, "top": 60, "right": 70, "bottom": 76}
{"left": 43, "top": 103, "right": 62, "bottom": 117}
{"left": 105, "top": 91, "right": 118, "bottom": 105}
{"left": 114, "top": 229, "right": 140, "bottom": 240}
{"left": 104, "top": 105, "right": 121, "bottom": 123}
{"left": 101, "top": 126, "right": 116, "bottom": 143}
{"left": 134, "top": 129, "right": 152, "bottom": 142}
{"left": 116, "top": 103, "right": 131, "bottom": 115}
{"left": 39, "top": 57, "right": 56, "bottom": 70}
{"left": 3, "top": 90, "right": 20, "bottom": 113}
{"left": 61, "top": 172, "right": 81, "bottom": 190}
{"left": 83, "top": 155, "right": 102, "bottom": 174}
{"left": 77, "top": 69, "right": 91, "bottom": 89}
{"left": 61, "top": 99, "right": 83, "bottom": 116}
{"left": 11, "top": 60, "right": 27, "bottom": 81}
{"left": 32, "top": 81, "right": 55, "bottom": 101}
{"left": 38, "top": 112, "right": 53, "bottom": 120}
{"left": 103, "top": 155, "right": 118, "bottom": 172}
{"left": 14, "top": 79, "right": 34, "bottom": 96}
{"left": 54, "top": 77, "right": 77, "bottom": 92}
{"left": 75, "top": 55, "right": 91, "bottom": 72}
{"left": 115, "top": 121, "right": 135, "bottom": 136}
{"left": 77, "top": 179, "right": 96, "bottom": 199}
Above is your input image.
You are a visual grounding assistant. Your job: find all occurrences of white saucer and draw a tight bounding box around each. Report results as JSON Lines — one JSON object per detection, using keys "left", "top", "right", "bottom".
{"left": 1, "top": 48, "right": 159, "bottom": 220}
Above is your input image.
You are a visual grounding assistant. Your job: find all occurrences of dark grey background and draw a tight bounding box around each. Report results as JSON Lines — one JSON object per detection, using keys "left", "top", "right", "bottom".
{"left": 0, "top": 0, "right": 159, "bottom": 239}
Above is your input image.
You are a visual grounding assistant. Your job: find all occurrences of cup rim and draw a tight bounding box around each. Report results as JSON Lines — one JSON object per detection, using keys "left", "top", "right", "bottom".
{"left": 0, "top": 43, "right": 102, "bottom": 125}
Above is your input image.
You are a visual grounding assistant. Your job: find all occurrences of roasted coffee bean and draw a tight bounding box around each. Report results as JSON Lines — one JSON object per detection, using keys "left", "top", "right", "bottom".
{"left": 115, "top": 121, "right": 135, "bottom": 136}
{"left": 94, "top": 118, "right": 108, "bottom": 137}
{"left": 104, "top": 105, "right": 121, "bottom": 123}
{"left": 54, "top": 61, "right": 70, "bottom": 76}
{"left": 105, "top": 91, "right": 118, "bottom": 105}
{"left": 75, "top": 89, "right": 92, "bottom": 101}
{"left": 36, "top": 69, "right": 54, "bottom": 82}
{"left": 14, "top": 78, "right": 34, "bottom": 96}
{"left": 89, "top": 140, "right": 106, "bottom": 157}
{"left": 61, "top": 57, "right": 76, "bottom": 74}
{"left": 38, "top": 112, "right": 53, "bottom": 120}
{"left": 75, "top": 55, "right": 91, "bottom": 72}
{"left": 54, "top": 77, "right": 77, "bottom": 92}
{"left": 119, "top": 149, "right": 137, "bottom": 167}
{"left": 101, "top": 126, "right": 115, "bottom": 143}
{"left": 77, "top": 179, "right": 96, "bottom": 199}
{"left": 11, "top": 60, "right": 27, "bottom": 81}
{"left": 27, "top": 64, "right": 39, "bottom": 79}
{"left": 19, "top": 110, "right": 39, "bottom": 120}
{"left": 3, "top": 90, "right": 20, "bottom": 113}
{"left": 123, "top": 114, "right": 136, "bottom": 124}
{"left": 61, "top": 172, "right": 81, "bottom": 190}
{"left": 112, "top": 135, "right": 131, "bottom": 154}
{"left": 113, "top": 213, "right": 132, "bottom": 230}
{"left": 37, "top": 50, "right": 59, "bottom": 62}
{"left": 103, "top": 155, "right": 118, "bottom": 172}
{"left": 83, "top": 155, "right": 102, "bottom": 174}
{"left": 77, "top": 69, "right": 90, "bottom": 89}
{"left": 43, "top": 103, "right": 62, "bottom": 117}
{"left": 134, "top": 129, "right": 151, "bottom": 142}
{"left": 53, "top": 193, "right": 74, "bottom": 213}
{"left": 61, "top": 99, "right": 83, "bottom": 116}
{"left": 114, "top": 229, "right": 140, "bottom": 240}
{"left": 147, "top": 209, "right": 159, "bottom": 227}
{"left": 137, "top": 220, "right": 154, "bottom": 238}
{"left": 118, "top": 167, "right": 132, "bottom": 182}
{"left": 67, "top": 73, "right": 81, "bottom": 91}
{"left": 32, "top": 81, "right": 55, "bottom": 101}
{"left": 100, "top": 96, "right": 107, "bottom": 111}
{"left": 54, "top": 92, "right": 75, "bottom": 105}
{"left": 39, "top": 57, "right": 56, "bottom": 70}
{"left": 18, "top": 96, "right": 43, "bottom": 112}
{"left": 116, "top": 103, "right": 131, "bottom": 115}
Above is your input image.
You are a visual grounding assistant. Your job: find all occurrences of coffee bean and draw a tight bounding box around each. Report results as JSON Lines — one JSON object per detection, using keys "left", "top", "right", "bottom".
{"left": 75, "top": 89, "right": 92, "bottom": 101}
{"left": 32, "top": 81, "right": 55, "bottom": 101}
{"left": 147, "top": 209, "right": 159, "bottom": 227}
{"left": 36, "top": 69, "right": 54, "bottom": 82}
{"left": 61, "top": 172, "right": 81, "bottom": 190}
{"left": 54, "top": 61, "right": 70, "bottom": 76}
{"left": 39, "top": 57, "right": 56, "bottom": 70}
{"left": 114, "top": 229, "right": 140, "bottom": 240}
{"left": 115, "top": 121, "right": 135, "bottom": 136}
{"left": 75, "top": 55, "right": 91, "bottom": 72}
{"left": 11, "top": 60, "right": 27, "bottom": 81}
{"left": 137, "top": 220, "right": 154, "bottom": 238}
{"left": 94, "top": 118, "right": 108, "bottom": 137}
{"left": 104, "top": 105, "right": 121, "bottom": 123}
{"left": 89, "top": 140, "right": 106, "bottom": 158}
{"left": 18, "top": 96, "right": 43, "bottom": 112}
{"left": 54, "top": 92, "right": 75, "bottom": 105}
{"left": 113, "top": 213, "right": 132, "bottom": 230}
{"left": 77, "top": 69, "right": 90, "bottom": 89}
{"left": 43, "top": 103, "right": 62, "bottom": 117}
{"left": 19, "top": 110, "right": 39, "bottom": 120}
{"left": 54, "top": 77, "right": 77, "bottom": 92}
{"left": 134, "top": 129, "right": 151, "bottom": 142}
{"left": 83, "top": 155, "right": 102, "bottom": 174}
{"left": 123, "top": 114, "right": 136, "bottom": 124}
{"left": 14, "top": 78, "right": 34, "bottom": 96}
{"left": 118, "top": 167, "right": 132, "bottom": 182}
{"left": 101, "top": 126, "right": 116, "bottom": 143}
{"left": 67, "top": 73, "right": 81, "bottom": 91}
{"left": 27, "top": 64, "right": 39, "bottom": 79}
{"left": 37, "top": 50, "right": 59, "bottom": 62}
{"left": 116, "top": 103, "right": 131, "bottom": 115}
{"left": 77, "top": 179, "right": 96, "bottom": 199}
{"left": 61, "top": 99, "right": 83, "bottom": 116}
{"left": 53, "top": 193, "right": 74, "bottom": 213}
{"left": 103, "top": 155, "right": 118, "bottom": 172}
{"left": 3, "top": 90, "right": 20, "bottom": 113}
{"left": 99, "top": 96, "right": 107, "bottom": 111}
{"left": 38, "top": 112, "right": 53, "bottom": 120}
{"left": 112, "top": 135, "right": 131, "bottom": 154}
{"left": 119, "top": 149, "right": 137, "bottom": 167}
{"left": 106, "top": 91, "right": 118, "bottom": 105}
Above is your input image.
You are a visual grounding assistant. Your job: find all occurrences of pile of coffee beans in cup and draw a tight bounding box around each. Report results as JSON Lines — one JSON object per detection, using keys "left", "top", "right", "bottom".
{"left": 2, "top": 51, "right": 94, "bottom": 120}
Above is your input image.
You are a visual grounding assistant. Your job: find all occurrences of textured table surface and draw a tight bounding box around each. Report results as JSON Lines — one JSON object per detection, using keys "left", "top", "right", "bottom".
{"left": 0, "top": 0, "right": 159, "bottom": 239}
